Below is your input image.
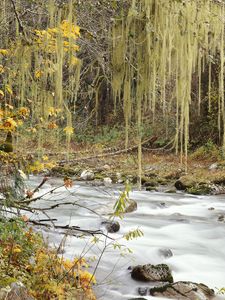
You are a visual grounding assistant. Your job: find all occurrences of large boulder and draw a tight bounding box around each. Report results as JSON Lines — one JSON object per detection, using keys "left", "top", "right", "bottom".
{"left": 175, "top": 176, "right": 196, "bottom": 190}
{"left": 175, "top": 176, "right": 212, "bottom": 195}
{"left": 149, "top": 281, "right": 215, "bottom": 300}
{"left": 131, "top": 264, "right": 173, "bottom": 283}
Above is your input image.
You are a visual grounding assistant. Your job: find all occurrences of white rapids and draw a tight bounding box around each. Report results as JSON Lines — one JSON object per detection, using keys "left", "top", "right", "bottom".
{"left": 26, "top": 176, "right": 225, "bottom": 300}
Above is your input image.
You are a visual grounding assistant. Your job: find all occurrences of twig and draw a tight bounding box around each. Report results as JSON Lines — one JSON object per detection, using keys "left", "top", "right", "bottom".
{"left": 58, "top": 136, "right": 159, "bottom": 165}
{"left": 10, "top": 0, "right": 26, "bottom": 35}
{"left": 28, "top": 219, "right": 113, "bottom": 239}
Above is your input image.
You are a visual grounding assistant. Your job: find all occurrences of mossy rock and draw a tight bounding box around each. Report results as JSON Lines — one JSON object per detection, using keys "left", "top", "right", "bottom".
{"left": 125, "top": 200, "right": 137, "bottom": 213}
{"left": 131, "top": 263, "right": 173, "bottom": 283}
{"left": 144, "top": 180, "right": 157, "bottom": 187}
{"left": 212, "top": 175, "right": 225, "bottom": 185}
{"left": 146, "top": 186, "right": 157, "bottom": 192}
{"left": 157, "top": 178, "right": 168, "bottom": 185}
{"left": 186, "top": 184, "right": 212, "bottom": 195}
{"left": 50, "top": 166, "right": 80, "bottom": 176}
{"left": 175, "top": 176, "right": 196, "bottom": 190}
{"left": 94, "top": 173, "right": 105, "bottom": 180}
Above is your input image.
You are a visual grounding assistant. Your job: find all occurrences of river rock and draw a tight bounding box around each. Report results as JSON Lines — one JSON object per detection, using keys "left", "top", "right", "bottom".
{"left": 103, "top": 177, "right": 112, "bottom": 186}
{"left": 209, "top": 163, "right": 218, "bottom": 170}
{"left": 80, "top": 170, "right": 94, "bottom": 181}
{"left": 124, "top": 199, "right": 137, "bottom": 213}
{"left": 149, "top": 281, "right": 215, "bottom": 300}
{"left": 158, "top": 248, "right": 173, "bottom": 259}
{"left": 138, "top": 287, "right": 148, "bottom": 296}
{"left": 103, "top": 164, "right": 111, "bottom": 171}
{"left": 0, "top": 282, "right": 34, "bottom": 300}
{"left": 175, "top": 176, "right": 213, "bottom": 195}
{"left": 131, "top": 264, "right": 173, "bottom": 283}
{"left": 175, "top": 176, "right": 195, "bottom": 190}
{"left": 101, "top": 220, "right": 120, "bottom": 233}
{"left": 217, "top": 214, "right": 225, "bottom": 222}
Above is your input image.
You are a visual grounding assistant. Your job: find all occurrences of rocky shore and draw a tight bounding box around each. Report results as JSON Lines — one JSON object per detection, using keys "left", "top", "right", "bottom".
{"left": 49, "top": 154, "right": 225, "bottom": 196}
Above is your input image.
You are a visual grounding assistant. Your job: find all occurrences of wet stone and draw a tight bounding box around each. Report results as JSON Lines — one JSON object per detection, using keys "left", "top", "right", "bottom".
{"left": 131, "top": 264, "right": 173, "bottom": 283}
{"left": 137, "top": 287, "right": 148, "bottom": 296}
{"left": 158, "top": 248, "right": 173, "bottom": 259}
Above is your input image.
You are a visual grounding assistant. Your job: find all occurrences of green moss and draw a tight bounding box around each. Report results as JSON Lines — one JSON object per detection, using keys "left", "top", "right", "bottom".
{"left": 50, "top": 166, "right": 80, "bottom": 176}
{"left": 0, "top": 277, "right": 17, "bottom": 288}
{"left": 150, "top": 283, "right": 170, "bottom": 295}
{"left": 186, "top": 184, "right": 211, "bottom": 195}
{"left": 146, "top": 186, "right": 157, "bottom": 192}
{"left": 94, "top": 173, "right": 104, "bottom": 180}
{"left": 153, "top": 264, "right": 173, "bottom": 283}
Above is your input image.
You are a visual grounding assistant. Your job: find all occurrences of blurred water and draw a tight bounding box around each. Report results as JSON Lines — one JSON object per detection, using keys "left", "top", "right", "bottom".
{"left": 26, "top": 176, "right": 225, "bottom": 300}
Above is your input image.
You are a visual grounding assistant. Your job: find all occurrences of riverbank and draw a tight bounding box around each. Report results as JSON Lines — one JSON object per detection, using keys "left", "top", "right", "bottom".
{"left": 0, "top": 216, "right": 96, "bottom": 300}
{"left": 49, "top": 152, "right": 225, "bottom": 196}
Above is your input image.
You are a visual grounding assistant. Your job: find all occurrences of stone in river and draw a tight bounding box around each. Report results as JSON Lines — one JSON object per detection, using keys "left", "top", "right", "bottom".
{"left": 149, "top": 281, "right": 215, "bottom": 300}
{"left": 131, "top": 264, "right": 173, "bottom": 283}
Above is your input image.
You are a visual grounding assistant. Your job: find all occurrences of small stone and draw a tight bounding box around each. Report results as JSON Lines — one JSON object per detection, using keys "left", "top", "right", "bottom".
{"left": 218, "top": 214, "right": 225, "bottom": 222}
{"left": 80, "top": 170, "right": 94, "bottom": 181}
{"left": 208, "top": 207, "right": 215, "bottom": 210}
{"left": 103, "top": 177, "right": 112, "bottom": 186}
{"left": 102, "top": 220, "right": 120, "bottom": 233}
{"left": 138, "top": 287, "right": 148, "bottom": 296}
{"left": 103, "top": 164, "right": 111, "bottom": 171}
{"left": 158, "top": 248, "right": 173, "bottom": 258}
{"left": 209, "top": 163, "right": 218, "bottom": 170}
{"left": 124, "top": 200, "right": 137, "bottom": 213}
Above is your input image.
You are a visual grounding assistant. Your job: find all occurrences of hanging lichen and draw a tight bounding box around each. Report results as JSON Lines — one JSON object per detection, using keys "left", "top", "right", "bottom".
{"left": 0, "top": 1, "right": 81, "bottom": 158}
{"left": 111, "top": 0, "right": 225, "bottom": 177}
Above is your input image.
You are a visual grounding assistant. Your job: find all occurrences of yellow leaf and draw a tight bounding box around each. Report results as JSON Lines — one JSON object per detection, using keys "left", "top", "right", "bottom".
{"left": 18, "top": 107, "right": 30, "bottom": 117}
{"left": 0, "top": 109, "right": 3, "bottom": 120}
{"left": 63, "top": 126, "right": 74, "bottom": 135}
{"left": 0, "top": 65, "right": 5, "bottom": 74}
{"left": 2, "top": 117, "right": 17, "bottom": 130}
{"left": 5, "top": 84, "right": 13, "bottom": 95}
{"left": 0, "top": 49, "right": 8, "bottom": 56}
{"left": 17, "top": 120, "right": 24, "bottom": 126}
{"left": 5, "top": 104, "right": 14, "bottom": 110}
{"left": 0, "top": 90, "right": 4, "bottom": 97}
{"left": 42, "top": 155, "right": 49, "bottom": 161}
{"left": 35, "top": 70, "right": 43, "bottom": 79}
{"left": 71, "top": 56, "right": 79, "bottom": 65}
{"left": 48, "top": 106, "right": 55, "bottom": 116}
{"left": 13, "top": 246, "right": 22, "bottom": 253}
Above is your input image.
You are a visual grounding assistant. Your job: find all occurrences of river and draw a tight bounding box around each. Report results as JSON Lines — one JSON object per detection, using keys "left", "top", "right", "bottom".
{"left": 27, "top": 176, "right": 225, "bottom": 300}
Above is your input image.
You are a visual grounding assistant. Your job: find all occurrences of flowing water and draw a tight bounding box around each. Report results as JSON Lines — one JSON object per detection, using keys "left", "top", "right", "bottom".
{"left": 27, "top": 176, "right": 225, "bottom": 300}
